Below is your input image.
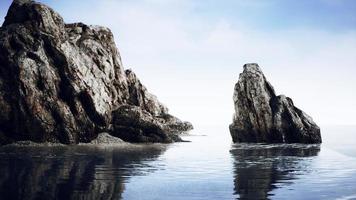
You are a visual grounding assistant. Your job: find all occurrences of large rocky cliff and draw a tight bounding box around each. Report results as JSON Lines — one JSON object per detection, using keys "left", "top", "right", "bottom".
{"left": 0, "top": 0, "right": 192, "bottom": 145}
{"left": 230, "top": 63, "right": 321, "bottom": 143}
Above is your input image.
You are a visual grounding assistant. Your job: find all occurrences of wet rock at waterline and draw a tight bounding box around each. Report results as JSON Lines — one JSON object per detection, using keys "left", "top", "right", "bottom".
{"left": 229, "top": 63, "right": 321, "bottom": 144}
{"left": 0, "top": 0, "right": 192, "bottom": 145}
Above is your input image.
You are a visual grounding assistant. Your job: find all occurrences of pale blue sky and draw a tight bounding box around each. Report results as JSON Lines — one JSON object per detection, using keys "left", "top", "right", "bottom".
{"left": 2, "top": 0, "right": 356, "bottom": 30}
{"left": 1, "top": 0, "right": 356, "bottom": 127}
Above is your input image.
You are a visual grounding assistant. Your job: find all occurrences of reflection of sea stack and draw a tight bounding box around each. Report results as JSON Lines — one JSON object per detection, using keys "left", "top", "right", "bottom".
{"left": 0, "top": 145, "right": 167, "bottom": 199}
{"left": 230, "top": 144, "right": 320, "bottom": 199}
{"left": 0, "top": 0, "right": 192, "bottom": 145}
{"left": 230, "top": 64, "right": 322, "bottom": 143}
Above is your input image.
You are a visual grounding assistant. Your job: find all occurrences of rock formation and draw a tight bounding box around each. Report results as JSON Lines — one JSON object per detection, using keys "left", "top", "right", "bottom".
{"left": 0, "top": 0, "right": 192, "bottom": 145}
{"left": 230, "top": 63, "right": 321, "bottom": 143}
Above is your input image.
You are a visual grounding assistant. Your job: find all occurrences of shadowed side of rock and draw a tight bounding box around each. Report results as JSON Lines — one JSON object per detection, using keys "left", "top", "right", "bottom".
{"left": 0, "top": 0, "right": 192, "bottom": 145}
{"left": 229, "top": 63, "right": 321, "bottom": 144}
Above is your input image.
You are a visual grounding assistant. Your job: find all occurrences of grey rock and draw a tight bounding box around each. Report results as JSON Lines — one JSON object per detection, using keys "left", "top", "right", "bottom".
{"left": 112, "top": 105, "right": 175, "bottom": 143}
{"left": 86, "top": 132, "right": 125, "bottom": 145}
{"left": 230, "top": 63, "right": 321, "bottom": 143}
{"left": 111, "top": 105, "right": 191, "bottom": 143}
{"left": 125, "top": 69, "right": 168, "bottom": 116}
{"left": 0, "top": 0, "right": 192, "bottom": 144}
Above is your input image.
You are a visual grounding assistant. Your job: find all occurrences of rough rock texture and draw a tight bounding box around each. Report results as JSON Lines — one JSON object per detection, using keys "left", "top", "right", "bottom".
{"left": 86, "top": 132, "right": 125, "bottom": 145}
{"left": 0, "top": 0, "right": 192, "bottom": 145}
{"left": 230, "top": 63, "right": 321, "bottom": 143}
{"left": 112, "top": 105, "right": 175, "bottom": 143}
{"left": 124, "top": 69, "right": 193, "bottom": 135}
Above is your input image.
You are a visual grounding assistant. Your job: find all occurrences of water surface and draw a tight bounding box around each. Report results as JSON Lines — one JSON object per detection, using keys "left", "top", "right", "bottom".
{"left": 0, "top": 126, "right": 356, "bottom": 200}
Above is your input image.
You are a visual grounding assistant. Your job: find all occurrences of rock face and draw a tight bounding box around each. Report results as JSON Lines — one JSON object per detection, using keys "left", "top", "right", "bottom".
{"left": 0, "top": 0, "right": 192, "bottom": 145}
{"left": 230, "top": 63, "right": 321, "bottom": 143}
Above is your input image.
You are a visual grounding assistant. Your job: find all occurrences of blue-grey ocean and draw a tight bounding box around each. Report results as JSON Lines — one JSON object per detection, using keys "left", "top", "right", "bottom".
{"left": 0, "top": 125, "right": 355, "bottom": 200}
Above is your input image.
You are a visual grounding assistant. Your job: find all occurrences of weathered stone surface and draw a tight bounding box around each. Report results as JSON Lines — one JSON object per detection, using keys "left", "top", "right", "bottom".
{"left": 111, "top": 105, "right": 192, "bottom": 143}
{"left": 0, "top": 0, "right": 192, "bottom": 145}
{"left": 86, "top": 132, "right": 125, "bottom": 145}
{"left": 114, "top": 69, "right": 192, "bottom": 142}
{"left": 125, "top": 69, "right": 168, "bottom": 116}
{"left": 230, "top": 63, "right": 321, "bottom": 143}
{"left": 112, "top": 105, "right": 175, "bottom": 143}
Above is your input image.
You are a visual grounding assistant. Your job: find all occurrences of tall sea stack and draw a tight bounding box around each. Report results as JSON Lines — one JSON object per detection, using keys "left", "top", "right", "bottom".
{"left": 0, "top": 0, "right": 192, "bottom": 145}
{"left": 229, "top": 63, "right": 321, "bottom": 144}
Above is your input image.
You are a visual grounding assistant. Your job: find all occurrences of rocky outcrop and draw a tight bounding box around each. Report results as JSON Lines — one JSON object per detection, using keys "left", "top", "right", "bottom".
{"left": 112, "top": 105, "right": 176, "bottom": 143}
{"left": 0, "top": 0, "right": 192, "bottom": 145}
{"left": 230, "top": 63, "right": 321, "bottom": 143}
{"left": 121, "top": 69, "right": 193, "bottom": 142}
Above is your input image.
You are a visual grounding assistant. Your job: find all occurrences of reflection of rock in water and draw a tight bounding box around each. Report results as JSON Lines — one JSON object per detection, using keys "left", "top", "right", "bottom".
{"left": 230, "top": 144, "right": 320, "bottom": 200}
{"left": 0, "top": 145, "right": 167, "bottom": 200}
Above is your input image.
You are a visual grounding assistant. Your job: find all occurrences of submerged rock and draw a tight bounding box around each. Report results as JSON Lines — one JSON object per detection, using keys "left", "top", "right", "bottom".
{"left": 0, "top": 0, "right": 192, "bottom": 145}
{"left": 230, "top": 63, "right": 321, "bottom": 144}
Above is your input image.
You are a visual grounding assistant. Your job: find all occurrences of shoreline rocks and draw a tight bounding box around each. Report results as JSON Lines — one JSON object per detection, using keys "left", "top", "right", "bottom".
{"left": 230, "top": 63, "right": 321, "bottom": 144}
{"left": 0, "top": 0, "right": 192, "bottom": 145}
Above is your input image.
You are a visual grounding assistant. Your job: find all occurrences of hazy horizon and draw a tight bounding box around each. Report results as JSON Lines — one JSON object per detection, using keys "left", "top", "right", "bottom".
{"left": 1, "top": 0, "right": 355, "bottom": 128}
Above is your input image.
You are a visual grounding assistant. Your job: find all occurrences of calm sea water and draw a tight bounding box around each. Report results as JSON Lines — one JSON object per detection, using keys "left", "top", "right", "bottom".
{"left": 0, "top": 126, "right": 356, "bottom": 200}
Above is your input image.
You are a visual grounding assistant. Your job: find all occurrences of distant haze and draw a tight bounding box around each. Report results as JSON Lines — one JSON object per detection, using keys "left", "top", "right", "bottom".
{"left": 1, "top": 0, "right": 355, "bottom": 128}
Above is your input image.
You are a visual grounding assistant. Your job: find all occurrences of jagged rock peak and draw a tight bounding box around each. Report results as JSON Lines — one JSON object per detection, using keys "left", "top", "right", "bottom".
{"left": 3, "top": 0, "right": 66, "bottom": 39}
{"left": 0, "top": 0, "right": 192, "bottom": 145}
{"left": 230, "top": 63, "right": 321, "bottom": 144}
{"left": 243, "top": 63, "right": 262, "bottom": 73}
